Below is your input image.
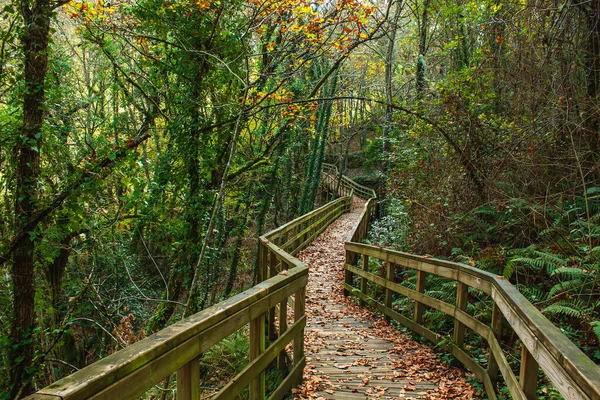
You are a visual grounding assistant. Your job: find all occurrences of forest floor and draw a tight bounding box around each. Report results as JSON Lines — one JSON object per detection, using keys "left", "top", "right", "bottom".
{"left": 291, "top": 196, "right": 478, "bottom": 399}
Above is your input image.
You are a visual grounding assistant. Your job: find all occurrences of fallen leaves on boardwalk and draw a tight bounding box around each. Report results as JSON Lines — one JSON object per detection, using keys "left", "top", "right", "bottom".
{"left": 292, "top": 197, "right": 478, "bottom": 399}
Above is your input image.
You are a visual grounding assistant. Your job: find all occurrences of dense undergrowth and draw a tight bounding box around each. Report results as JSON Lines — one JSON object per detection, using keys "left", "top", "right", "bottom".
{"left": 362, "top": 184, "right": 600, "bottom": 398}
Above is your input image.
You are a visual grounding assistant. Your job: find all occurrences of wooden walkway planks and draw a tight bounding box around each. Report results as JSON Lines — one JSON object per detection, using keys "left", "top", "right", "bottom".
{"left": 292, "top": 197, "right": 476, "bottom": 399}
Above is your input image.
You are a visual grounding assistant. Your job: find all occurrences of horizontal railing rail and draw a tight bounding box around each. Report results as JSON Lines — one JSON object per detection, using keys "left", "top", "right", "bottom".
{"left": 322, "top": 163, "right": 377, "bottom": 200}
{"left": 29, "top": 268, "right": 308, "bottom": 400}
{"left": 27, "top": 181, "right": 353, "bottom": 400}
{"left": 339, "top": 171, "right": 600, "bottom": 400}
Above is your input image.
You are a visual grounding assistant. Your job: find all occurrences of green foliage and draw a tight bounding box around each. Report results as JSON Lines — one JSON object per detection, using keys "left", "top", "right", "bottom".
{"left": 367, "top": 199, "right": 411, "bottom": 250}
{"left": 505, "top": 245, "right": 568, "bottom": 279}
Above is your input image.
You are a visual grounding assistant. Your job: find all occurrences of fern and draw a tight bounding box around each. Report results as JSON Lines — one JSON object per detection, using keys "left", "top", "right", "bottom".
{"left": 590, "top": 321, "right": 600, "bottom": 342}
{"left": 503, "top": 259, "right": 516, "bottom": 279}
{"left": 548, "top": 279, "right": 585, "bottom": 298}
{"left": 518, "top": 286, "right": 548, "bottom": 303}
{"left": 551, "top": 266, "right": 587, "bottom": 279}
{"left": 543, "top": 299, "right": 587, "bottom": 319}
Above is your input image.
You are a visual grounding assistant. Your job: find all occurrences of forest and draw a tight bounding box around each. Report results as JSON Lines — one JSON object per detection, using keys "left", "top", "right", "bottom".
{"left": 0, "top": 0, "right": 599, "bottom": 398}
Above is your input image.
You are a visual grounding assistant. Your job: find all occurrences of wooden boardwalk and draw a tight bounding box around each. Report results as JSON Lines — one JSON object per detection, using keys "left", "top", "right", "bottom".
{"left": 293, "top": 197, "right": 475, "bottom": 399}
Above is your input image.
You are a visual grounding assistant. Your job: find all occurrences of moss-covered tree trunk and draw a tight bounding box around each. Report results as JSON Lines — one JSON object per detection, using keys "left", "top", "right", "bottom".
{"left": 10, "top": 0, "right": 51, "bottom": 395}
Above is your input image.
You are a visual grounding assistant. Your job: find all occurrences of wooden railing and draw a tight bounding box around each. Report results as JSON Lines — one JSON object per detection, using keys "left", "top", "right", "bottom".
{"left": 28, "top": 164, "right": 599, "bottom": 399}
{"left": 322, "top": 163, "right": 377, "bottom": 200}
{"left": 28, "top": 191, "right": 353, "bottom": 400}
{"left": 339, "top": 174, "right": 600, "bottom": 399}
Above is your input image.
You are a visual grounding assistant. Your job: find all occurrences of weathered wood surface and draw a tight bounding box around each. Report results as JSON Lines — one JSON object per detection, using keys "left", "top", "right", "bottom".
{"left": 293, "top": 197, "right": 476, "bottom": 399}
{"left": 27, "top": 172, "right": 353, "bottom": 400}
{"left": 26, "top": 162, "right": 600, "bottom": 400}
{"left": 322, "top": 163, "right": 376, "bottom": 200}
{"left": 342, "top": 169, "right": 600, "bottom": 400}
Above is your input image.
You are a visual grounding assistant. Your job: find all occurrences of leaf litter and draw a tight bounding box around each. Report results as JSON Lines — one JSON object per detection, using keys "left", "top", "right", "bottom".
{"left": 290, "top": 197, "right": 478, "bottom": 399}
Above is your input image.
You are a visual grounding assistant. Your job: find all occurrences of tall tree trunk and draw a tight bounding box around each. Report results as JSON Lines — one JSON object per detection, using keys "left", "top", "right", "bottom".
{"left": 416, "top": 0, "right": 429, "bottom": 96}
{"left": 382, "top": 0, "right": 403, "bottom": 199}
{"left": 583, "top": 1, "right": 600, "bottom": 160}
{"left": 11, "top": 0, "right": 51, "bottom": 396}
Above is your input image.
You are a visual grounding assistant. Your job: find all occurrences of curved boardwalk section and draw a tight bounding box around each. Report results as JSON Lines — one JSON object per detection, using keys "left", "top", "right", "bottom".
{"left": 293, "top": 197, "right": 476, "bottom": 399}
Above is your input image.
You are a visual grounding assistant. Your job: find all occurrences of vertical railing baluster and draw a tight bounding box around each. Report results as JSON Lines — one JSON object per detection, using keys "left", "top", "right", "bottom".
{"left": 520, "top": 344, "right": 539, "bottom": 399}
{"left": 344, "top": 249, "right": 357, "bottom": 296}
{"left": 278, "top": 293, "right": 288, "bottom": 370}
{"left": 414, "top": 270, "right": 426, "bottom": 324}
{"left": 487, "top": 302, "right": 503, "bottom": 385}
{"left": 249, "top": 314, "right": 266, "bottom": 400}
{"left": 384, "top": 262, "right": 396, "bottom": 322}
{"left": 294, "top": 287, "right": 306, "bottom": 366}
{"left": 453, "top": 282, "right": 468, "bottom": 347}
{"left": 268, "top": 252, "right": 278, "bottom": 341}
{"left": 360, "top": 254, "right": 369, "bottom": 305}
{"left": 258, "top": 241, "right": 267, "bottom": 283}
{"left": 177, "top": 357, "right": 200, "bottom": 400}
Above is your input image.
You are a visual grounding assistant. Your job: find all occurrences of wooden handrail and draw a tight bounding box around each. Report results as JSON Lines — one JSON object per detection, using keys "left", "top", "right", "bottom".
{"left": 339, "top": 171, "right": 600, "bottom": 399}
{"left": 322, "top": 163, "right": 377, "bottom": 200}
{"left": 27, "top": 181, "right": 353, "bottom": 400}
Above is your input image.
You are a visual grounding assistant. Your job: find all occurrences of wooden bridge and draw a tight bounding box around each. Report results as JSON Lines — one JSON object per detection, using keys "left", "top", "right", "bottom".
{"left": 28, "top": 164, "right": 600, "bottom": 399}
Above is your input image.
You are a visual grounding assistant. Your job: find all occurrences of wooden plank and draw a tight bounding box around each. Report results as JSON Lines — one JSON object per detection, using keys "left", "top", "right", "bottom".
{"left": 344, "top": 251, "right": 356, "bottom": 296}
{"left": 32, "top": 266, "right": 308, "bottom": 399}
{"left": 267, "top": 356, "right": 305, "bottom": 400}
{"left": 342, "top": 283, "right": 499, "bottom": 400}
{"left": 345, "top": 264, "right": 457, "bottom": 317}
{"left": 414, "top": 270, "right": 426, "bottom": 325}
{"left": 249, "top": 314, "right": 266, "bottom": 400}
{"left": 343, "top": 282, "right": 438, "bottom": 344}
{"left": 265, "top": 197, "right": 347, "bottom": 241}
{"left": 492, "top": 288, "right": 582, "bottom": 399}
{"left": 453, "top": 282, "right": 468, "bottom": 347}
{"left": 294, "top": 287, "right": 305, "bottom": 366}
{"left": 345, "top": 240, "right": 600, "bottom": 399}
{"left": 258, "top": 242, "right": 267, "bottom": 283}
{"left": 447, "top": 344, "right": 497, "bottom": 400}
{"left": 384, "top": 262, "right": 395, "bottom": 323}
{"left": 360, "top": 254, "right": 368, "bottom": 306}
{"left": 488, "top": 302, "right": 503, "bottom": 385}
{"left": 520, "top": 344, "right": 539, "bottom": 400}
{"left": 176, "top": 357, "right": 199, "bottom": 400}
{"left": 268, "top": 252, "right": 278, "bottom": 342}
{"left": 288, "top": 208, "right": 345, "bottom": 255}
{"left": 343, "top": 242, "right": 495, "bottom": 293}
{"left": 214, "top": 317, "right": 305, "bottom": 400}
{"left": 487, "top": 329, "right": 526, "bottom": 399}
{"left": 453, "top": 308, "right": 489, "bottom": 338}
{"left": 278, "top": 298, "right": 288, "bottom": 370}
{"left": 123, "top": 276, "right": 306, "bottom": 399}
{"left": 280, "top": 205, "right": 345, "bottom": 253}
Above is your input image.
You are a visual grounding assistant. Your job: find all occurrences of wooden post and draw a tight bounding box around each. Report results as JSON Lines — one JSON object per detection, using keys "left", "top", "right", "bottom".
{"left": 294, "top": 287, "right": 305, "bottom": 366}
{"left": 414, "top": 270, "right": 426, "bottom": 324}
{"left": 268, "top": 252, "right": 278, "bottom": 341}
{"left": 360, "top": 254, "right": 369, "bottom": 305}
{"left": 384, "top": 262, "right": 395, "bottom": 322}
{"left": 487, "top": 302, "right": 503, "bottom": 385}
{"left": 344, "top": 250, "right": 357, "bottom": 296}
{"left": 257, "top": 242, "right": 266, "bottom": 283}
{"left": 249, "top": 314, "right": 266, "bottom": 400}
{"left": 278, "top": 297, "right": 288, "bottom": 370}
{"left": 177, "top": 357, "right": 199, "bottom": 400}
{"left": 453, "top": 282, "right": 468, "bottom": 347}
{"left": 520, "top": 344, "right": 539, "bottom": 400}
